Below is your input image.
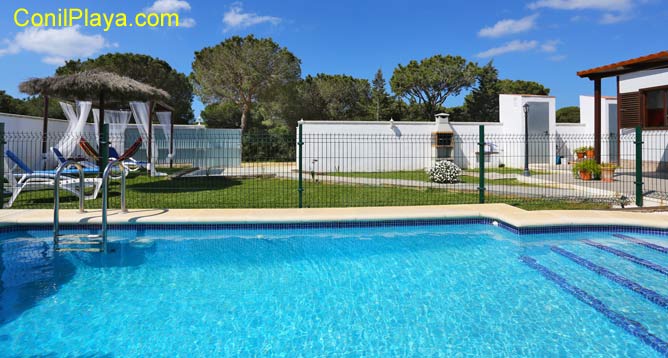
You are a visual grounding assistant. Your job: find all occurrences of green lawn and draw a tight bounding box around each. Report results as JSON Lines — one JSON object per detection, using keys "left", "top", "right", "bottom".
{"left": 325, "top": 170, "right": 537, "bottom": 187}
{"left": 11, "top": 169, "right": 610, "bottom": 211}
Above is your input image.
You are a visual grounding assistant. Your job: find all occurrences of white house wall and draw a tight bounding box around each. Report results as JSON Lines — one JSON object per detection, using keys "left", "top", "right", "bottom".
{"left": 619, "top": 68, "right": 668, "bottom": 93}
{"left": 619, "top": 129, "right": 668, "bottom": 170}
{"left": 555, "top": 96, "right": 618, "bottom": 163}
{"left": 498, "top": 95, "right": 557, "bottom": 168}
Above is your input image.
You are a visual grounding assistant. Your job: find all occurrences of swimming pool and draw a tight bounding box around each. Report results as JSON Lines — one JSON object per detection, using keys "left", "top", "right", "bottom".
{"left": 1, "top": 220, "right": 668, "bottom": 357}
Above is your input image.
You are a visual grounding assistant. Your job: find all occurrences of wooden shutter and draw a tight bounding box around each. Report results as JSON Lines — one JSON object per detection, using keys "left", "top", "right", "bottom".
{"left": 619, "top": 92, "right": 641, "bottom": 128}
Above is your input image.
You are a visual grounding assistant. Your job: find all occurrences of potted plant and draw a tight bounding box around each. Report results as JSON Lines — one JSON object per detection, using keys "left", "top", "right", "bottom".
{"left": 572, "top": 159, "right": 601, "bottom": 181}
{"left": 585, "top": 146, "right": 595, "bottom": 159}
{"left": 600, "top": 163, "right": 618, "bottom": 182}
{"left": 574, "top": 146, "right": 587, "bottom": 159}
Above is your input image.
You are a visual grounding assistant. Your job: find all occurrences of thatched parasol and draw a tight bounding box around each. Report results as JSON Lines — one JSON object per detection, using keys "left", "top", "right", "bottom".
{"left": 19, "top": 70, "right": 169, "bottom": 102}
{"left": 19, "top": 71, "right": 170, "bottom": 172}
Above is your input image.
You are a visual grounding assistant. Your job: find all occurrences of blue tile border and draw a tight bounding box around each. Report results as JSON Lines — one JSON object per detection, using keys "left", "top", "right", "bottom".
{"left": 520, "top": 255, "right": 668, "bottom": 356}
{"left": 1, "top": 217, "right": 668, "bottom": 237}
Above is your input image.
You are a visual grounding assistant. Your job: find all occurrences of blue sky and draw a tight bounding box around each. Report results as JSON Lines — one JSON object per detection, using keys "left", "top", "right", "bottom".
{"left": 0, "top": 0, "right": 666, "bottom": 117}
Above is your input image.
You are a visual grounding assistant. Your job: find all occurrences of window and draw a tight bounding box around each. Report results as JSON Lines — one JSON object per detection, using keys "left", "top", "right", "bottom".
{"left": 644, "top": 89, "right": 667, "bottom": 128}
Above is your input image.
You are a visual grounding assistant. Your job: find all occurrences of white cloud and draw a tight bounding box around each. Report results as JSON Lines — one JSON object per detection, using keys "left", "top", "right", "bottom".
{"left": 180, "top": 18, "right": 197, "bottom": 28}
{"left": 145, "top": 0, "right": 195, "bottom": 28}
{"left": 541, "top": 39, "right": 560, "bottom": 53}
{"left": 549, "top": 54, "right": 567, "bottom": 61}
{"left": 146, "top": 0, "right": 191, "bottom": 13}
{"left": 528, "top": 0, "right": 634, "bottom": 11}
{"left": 599, "top": 12, "right": 630, "bottom": 24}
{"left": 478, "top": 14, "right": 539, "bottom": 38}
{"left": 476, "top": 40, "right": 538, "bottom": 58}
{"left": 223, "top": 2, "right": 281, "bottom": 31}
{"left": 0, "top": 26, "right": 109, "bottom": 65}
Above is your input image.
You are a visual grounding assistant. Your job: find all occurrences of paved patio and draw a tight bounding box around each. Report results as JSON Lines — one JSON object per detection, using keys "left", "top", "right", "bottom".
{"left": 2, "top": 204, "right": 667, "bottom": 230}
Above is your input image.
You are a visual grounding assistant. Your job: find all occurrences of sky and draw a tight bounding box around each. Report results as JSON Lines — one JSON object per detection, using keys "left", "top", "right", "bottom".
{"left": 0, "top": 0, "right": 666, "bottom": 118}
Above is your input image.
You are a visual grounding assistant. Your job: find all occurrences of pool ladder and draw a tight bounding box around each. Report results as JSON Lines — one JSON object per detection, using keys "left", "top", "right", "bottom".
{"left": 53, "top": 160, "right": 127, "bottom": 253}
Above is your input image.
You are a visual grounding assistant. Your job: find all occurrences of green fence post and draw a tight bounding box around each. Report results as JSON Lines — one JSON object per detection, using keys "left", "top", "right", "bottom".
{"left": 298, "top": 120, "right": 304, "bottom": 208}
{"left": 635, "top": 126, "right": 643, "bottom": 207}
{"left": 0, "top": 123, "right": 5, "bottom": 208}
{"left": 478, "top": 125, "right": 485, "bottom": 204}
{"left": 100, "top": 123, "right": 109, "bottom": 176}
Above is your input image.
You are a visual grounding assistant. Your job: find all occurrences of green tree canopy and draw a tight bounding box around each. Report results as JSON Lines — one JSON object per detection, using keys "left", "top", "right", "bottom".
{"left": 498, "top": 79, "right": 550, "bottom": 95}
{"left": 454, "top": 64, "right": 551, "bottom": 122}
{"left": 0, "top": 91, "right": 27, "bottom": 115}
{"left": 556, "top": 106, "right": 580, "bottom": 123}
{"left": 200, "top": 101, "right": 242, "bottom": 128}
{"left": 300, "top": 74, "right": 371, "bottom": 121}
{"left": 0, "top": 91, "right": 64, "bottom": 119}
{"left": 390, "top": 55, "right": 478, "bottom": 119}
{"left": 56, "top": 53, "right": 194, "bottom": 124}
{"left": 191, "top": 35, "right": 301, "bottom": 131}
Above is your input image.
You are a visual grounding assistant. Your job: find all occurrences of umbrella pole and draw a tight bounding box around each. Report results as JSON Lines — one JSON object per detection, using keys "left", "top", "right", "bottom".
{"left": 41, "top": 95, "right": 49, "bottom": 170}
{"left": 98, "top": 93, "right": 109, "bottom": 177}
{"left": 169, "top": 111, "right": 174, "bottom": 169}
{"left": 148, "top": 101, "right": 153, "bottom": 177}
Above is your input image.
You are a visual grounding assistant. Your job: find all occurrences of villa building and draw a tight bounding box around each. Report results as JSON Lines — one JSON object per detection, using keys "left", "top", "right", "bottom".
{"left": 578, "top": 50, "right": 668, "bottom": 170}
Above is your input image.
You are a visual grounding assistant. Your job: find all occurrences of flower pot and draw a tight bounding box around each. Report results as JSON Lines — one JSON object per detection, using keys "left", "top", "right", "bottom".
{"left": 585, "top": 149, "right": 595, "bottom": 158}
{"left": 576, "top": 152, "right": 585, "bottom": 159}
{"left": 601, "top": 167, "right": 616, "bottom": 182}
{"left": 579, "top": 170, "right": 592, "bottom": 181}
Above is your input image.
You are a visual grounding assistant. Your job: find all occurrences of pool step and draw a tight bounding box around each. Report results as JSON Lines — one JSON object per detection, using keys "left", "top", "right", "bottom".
{"left": 55, "top": 234, "right": 103, "bottom": 252}
{"left": 56, "top": 247, "right": 103, "bottom": 253}
{"left": 524, "top": 238, "right": 668, "bottom": 355}
{"left": 56, "top": 234, "right": 103, "bottom": 241}
{"left": 521, "top": 255, "right": 668, "bottom": 356}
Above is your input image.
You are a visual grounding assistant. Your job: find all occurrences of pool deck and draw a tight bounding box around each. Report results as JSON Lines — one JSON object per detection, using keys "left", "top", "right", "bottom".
{"left": 1, "top": 204, "right": 667, "bottom": 230}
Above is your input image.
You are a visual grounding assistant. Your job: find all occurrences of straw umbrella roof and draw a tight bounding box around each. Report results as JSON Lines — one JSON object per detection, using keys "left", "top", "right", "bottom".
{"left": 19, "top": 70, "right": 170, "bottom": 102}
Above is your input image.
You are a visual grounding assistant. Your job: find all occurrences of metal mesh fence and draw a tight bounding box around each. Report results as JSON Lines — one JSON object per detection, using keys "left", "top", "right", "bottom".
{"left": 2, "top": 127, "right": 667, "bottom": 210}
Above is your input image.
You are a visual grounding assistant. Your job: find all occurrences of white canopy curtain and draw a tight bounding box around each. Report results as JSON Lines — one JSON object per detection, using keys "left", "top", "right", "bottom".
{"left": 155, "top": 111, "right": 174, "bottom": 160}
{"left": 92, "top": 109, "right": 132, "bottom": 153}
{"left": 56, "top": 101, "right": 92, "bottom": 159}
{"left": 129, "top": 101, "right": 161, "bottom": 175}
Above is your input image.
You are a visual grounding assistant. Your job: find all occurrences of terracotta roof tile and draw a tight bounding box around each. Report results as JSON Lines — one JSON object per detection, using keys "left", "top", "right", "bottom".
{"left": 577, "top": 51, "right": 668, "bottom": 78}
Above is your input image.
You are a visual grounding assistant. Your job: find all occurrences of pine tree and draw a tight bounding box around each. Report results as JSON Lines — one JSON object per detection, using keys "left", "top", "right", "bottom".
{"left": 463, "top": 61, "right": 500, "bottom": 122}
{"left": 371, "top": 69, "right": 389, "bottom": 120}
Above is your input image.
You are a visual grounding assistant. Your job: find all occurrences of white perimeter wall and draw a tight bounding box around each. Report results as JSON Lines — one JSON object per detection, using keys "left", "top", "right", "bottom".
{"left": 0, "top": 112, "right": 241, "bottom": 170}
{"left": 299, "top": 95, "right": 557, "bottom": 171}
{"left": 300, "top": 121, "right": 434, "bottom": 172}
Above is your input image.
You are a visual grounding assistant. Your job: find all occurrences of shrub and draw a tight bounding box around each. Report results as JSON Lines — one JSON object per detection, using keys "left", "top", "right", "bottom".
{"left": 427, "top": 160, "right": 462, "bottom": 183}
{"left": 573, "top": 159, "right": 601, "bottom": 178}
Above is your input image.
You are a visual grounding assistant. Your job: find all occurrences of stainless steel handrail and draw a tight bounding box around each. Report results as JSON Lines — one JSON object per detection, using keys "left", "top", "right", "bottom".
{"left": 101, "top": 160, "right": 128, "bottom": 252}
{"left": 53, "top": 160, "right": 85, "bottom": 248}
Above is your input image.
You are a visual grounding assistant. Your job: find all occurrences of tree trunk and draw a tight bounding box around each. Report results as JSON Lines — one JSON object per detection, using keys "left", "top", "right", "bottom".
{"left": 240, "top": 102, "right": 250, "bottom": 132}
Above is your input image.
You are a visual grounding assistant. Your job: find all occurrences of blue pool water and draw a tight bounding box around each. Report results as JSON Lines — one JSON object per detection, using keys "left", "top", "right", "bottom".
{"left": 1, "top": 223, "right": 668, "bottom": 357}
